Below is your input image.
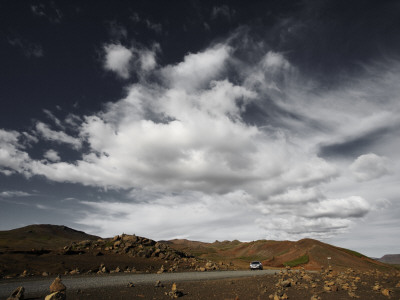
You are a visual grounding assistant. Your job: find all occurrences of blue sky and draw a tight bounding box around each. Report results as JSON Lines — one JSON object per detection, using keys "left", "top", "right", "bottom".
{"left": 0, "top": 0, "right": 399, "bottom": 257}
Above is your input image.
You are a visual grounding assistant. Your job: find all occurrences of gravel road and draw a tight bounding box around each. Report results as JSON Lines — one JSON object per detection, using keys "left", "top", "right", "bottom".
{"left": 0, "top": 270, "right": 278, "bottom": 298}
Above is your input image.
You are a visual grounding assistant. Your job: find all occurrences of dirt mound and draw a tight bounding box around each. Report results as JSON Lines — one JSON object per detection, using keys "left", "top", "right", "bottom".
{"left": 0, "top": 224, "right": 100, "bottom": 251}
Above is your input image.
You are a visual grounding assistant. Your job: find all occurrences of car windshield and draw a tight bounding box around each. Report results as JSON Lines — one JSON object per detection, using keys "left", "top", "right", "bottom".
{"left": 251, "top": 261, "right": 260, "bottom": 264}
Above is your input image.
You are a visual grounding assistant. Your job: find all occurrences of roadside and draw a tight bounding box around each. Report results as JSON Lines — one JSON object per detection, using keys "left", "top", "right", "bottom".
{"left": 0, "top": 270, "right": 276, "bottom": 299}
{"left": 2, "top": 267, "right": 399, "bottom": 300}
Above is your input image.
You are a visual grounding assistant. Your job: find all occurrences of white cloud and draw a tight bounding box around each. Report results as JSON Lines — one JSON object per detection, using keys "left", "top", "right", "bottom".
{"left": 138, "top": 49, "right": 157, "bottom": 72}
{"left": 103, "top": 43, "right": 159, "bottom": 78}
{"left": 0, "top": 190, "right": 31, "bottom": 198}
{"left": 35, "top": 122, "right": 81, "bottom": 149}
{"left": 1, "top": 31, "right": 400, "bottom": 244}
{"left": 44, "top": 149, "right": 61, "bottom": 162}
{"left": 161, "top": 44, "right": 231, "bottom": 91}
{"left": 0, "top": 129, "right": 30, "bottom": 175}
{"left": 350, "top": 153, "right": 392, "bottom": 181}
{"left": 304, "top": 196, "right": 371, "bottom": 219}
{"left": 103, "top": 44, "right": 133, "bottom": 79}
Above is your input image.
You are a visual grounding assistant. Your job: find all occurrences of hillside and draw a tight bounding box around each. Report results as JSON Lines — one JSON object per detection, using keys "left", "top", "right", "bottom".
{"left": 379, "top": 254, "right": 400, "bottom": 265}
{"left": 0, "top": 224, "right": 100, "bottom": 251}
{"left": 165, "top": 238, "right": 392, "bottom": 271}
{"left": 0, "top": 225, "right": 229, "bottom": 278}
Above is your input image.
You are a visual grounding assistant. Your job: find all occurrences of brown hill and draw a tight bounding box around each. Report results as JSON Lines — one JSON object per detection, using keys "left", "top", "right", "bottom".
{"left": 0, "top": 224, "right": 100, "bottom": 251}
{"left": 165, "top": 238, "right": 392, "bottom": 271}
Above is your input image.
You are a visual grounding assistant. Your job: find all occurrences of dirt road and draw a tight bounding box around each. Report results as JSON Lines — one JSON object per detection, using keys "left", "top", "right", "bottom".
{"left": 0, "top": 270, "right": 277, "bottom": 298}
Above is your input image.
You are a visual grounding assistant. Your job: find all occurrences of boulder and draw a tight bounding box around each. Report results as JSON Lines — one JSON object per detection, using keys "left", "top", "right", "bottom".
{"left": 69, "top": 268, "right": 80, "bottom": 275}
{"left": 155, "top": 280, "right": 164, "bottom": 287}
{"left": 19, "top": 270, "right": 28, "bottom": 278}
{"left": 381, "top": 289, "right": 392, "bottom": 297}
{"left": 50, "top": 276, "right": 66, "bottom": 293}
{"left": 6, "top": 286, "right": 24, "bottom": 300}
{"left": 157, "top": 265, "right": 166, "bottom": 274}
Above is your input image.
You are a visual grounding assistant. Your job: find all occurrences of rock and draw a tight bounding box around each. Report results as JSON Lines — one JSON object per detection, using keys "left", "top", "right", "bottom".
{"left": 50, "top": 276, "right": 66, "bottom": 293}
{"left": 97, "top": 263, "right": 108, "bottom": 273}
{"left": 45, "top": 292, "right": 66, "bottom": 300}
{"left": 42, "top": 272, "right": 49, "bottom": 276}
{"left": 331, "top": 285, "right": 339, "bottom": 292}
{"left": 78, "top": 240, "right": 91, "bottom": 247}
{"left": 323, "top": 286, "right": 331, "bottom": 292}
{"left": 348, "top": 291, "right": 359, "bottom": 298}
{"left": 310, "top": 295, "right": 321, "bottom": 300}
{"left": 69, "top": 268, "right": 80, "bottom": 275}
{"left": 6, "top": 286, "right": 24, "bottom": 300}
{"left": 157, "top": 265, "right": 166, "bottom": 274}
{"left": 372, "top": 284, "right": 381, "bottom": 291}
{"left": 279, "top": 280, "right": 291, "bottom": 288}
{"left": 302, "top": 274, "right": 312, "bottom": 282}
{"left": 199, "top": 267, "right": 206, "bottom": 272}
{"left": 381, "top": 289, "right": 392, "bottom": 297}
{"left": 155, "top": 280, "right": 164, "bottom": 287}
{"left": 20, "top": 270, "right": 28, "bottom": 278}
{"left": 114, "top": 240, "right": 121, "bottom": 248}
{"left": 205, "top": 261, "right": 216, "bottom": 270}
{"left": 166, "top": 283, "right": 184, "bottom": 298}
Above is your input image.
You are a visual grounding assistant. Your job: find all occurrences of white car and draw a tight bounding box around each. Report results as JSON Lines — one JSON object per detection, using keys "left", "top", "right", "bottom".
{"left": 250, "top": 261, "right": 263, "bottom": 270}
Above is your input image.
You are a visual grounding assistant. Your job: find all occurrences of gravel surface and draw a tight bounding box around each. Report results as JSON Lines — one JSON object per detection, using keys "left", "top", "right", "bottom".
{"left": 0, "top": 270, "right": 277, "bottom": 298}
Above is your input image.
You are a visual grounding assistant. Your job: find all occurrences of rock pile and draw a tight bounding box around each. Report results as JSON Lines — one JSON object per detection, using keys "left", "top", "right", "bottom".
{"left": 58, "top": 233, "right": 229, "bottom": 274}
{"left": 64, "top": 234, "right": 193, "bottom": 262}
{"left": 45, "top": 276, "right": 66, "bottom": 300}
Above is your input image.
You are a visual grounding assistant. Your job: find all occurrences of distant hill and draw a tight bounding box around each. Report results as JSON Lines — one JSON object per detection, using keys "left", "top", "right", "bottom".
{"left": 0, "top": 224, "right": 100, "bottom": 250}
{"left": 378, "top": 254, "right": 400, "bottom": 265}
{"left": 165, "top": 238, "right": 392, "bottom": 271}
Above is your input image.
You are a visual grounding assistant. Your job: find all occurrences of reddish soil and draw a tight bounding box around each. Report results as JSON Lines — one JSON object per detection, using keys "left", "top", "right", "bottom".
{"left": 167, "top": 238, "right": 392, "bottom": 272}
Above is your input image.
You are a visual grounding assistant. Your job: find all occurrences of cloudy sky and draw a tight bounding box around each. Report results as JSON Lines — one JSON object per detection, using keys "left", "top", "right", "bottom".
{"left": 1, "top": 0, "right": 399, "bottom": 257}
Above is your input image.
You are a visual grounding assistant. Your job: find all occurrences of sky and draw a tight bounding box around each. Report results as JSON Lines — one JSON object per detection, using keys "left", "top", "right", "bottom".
{"left": 0, "top": 0, "right": 399, "bottom": 258}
